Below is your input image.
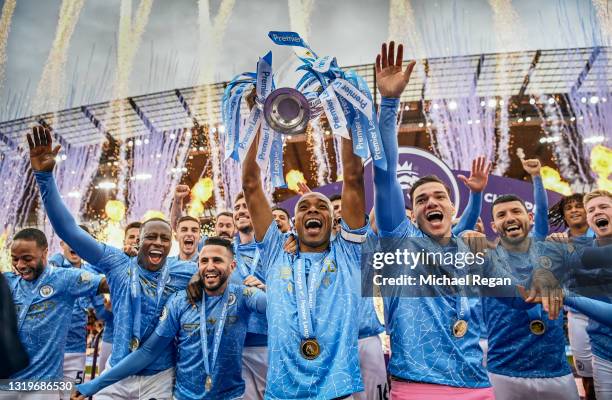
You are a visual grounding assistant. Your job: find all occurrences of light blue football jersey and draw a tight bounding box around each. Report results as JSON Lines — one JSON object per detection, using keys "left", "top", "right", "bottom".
{"left": 156, "top": 285, "right": 265, "bottom": 400}
{"left": 259, "top": 220, "right": 366, "bottom": 399}
{"left": 4, "top": 266, "right": 102, "bottom": 382}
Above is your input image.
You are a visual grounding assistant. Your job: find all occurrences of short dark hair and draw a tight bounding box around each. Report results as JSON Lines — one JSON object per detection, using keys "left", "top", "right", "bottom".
{"left": 78, "top": 224, "right": 91, "bottom": 235}
{"left": 328, "top": 194, "right": 342, "bottom": 202}
{"left": 548, "top": 193, "right": 584, "bottom": 228}
{"left": 271, "top": 206, "right": 290, "bottom": 219}
{"left": 491, "top": 194, "right": 528, "bottom": 217}
{"left": 409, "top": 175, "right": 451, "bottom": 203}
{"left": 234, "top": 192, "right": 245, "bottom": 205}
{"left": 13, "top": 228, "right": 48, "bottom": 249}
{"left": 216, "top": 211, "right": 233, "bottom": 220}
{"left": 124, "top": 221, "right": 142, "bottom": 234}
{"left": 176, "top": 215, "right": 200, "bottom": 229}
{"left": 202, "top": 236, "right": 235, "bottom": 256}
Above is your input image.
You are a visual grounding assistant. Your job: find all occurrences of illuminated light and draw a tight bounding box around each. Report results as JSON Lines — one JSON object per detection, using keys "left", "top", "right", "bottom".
{"left": 418, "top": 122, "right": 424, "bottom": 128}
{"left": 475, "top": 119, "right": 481, "bottom": 124}
{"left": 525, "top": 117, "right": 532, "bottom": 122}
{"left": 487, "top": 99, "right": 497, "bottom": 108}
{"left": 286, "top": 170, "right": 307, "bottom": 192}
{"left": 426, "top": 122, "right": 432, "bottom": 127}
{"left": 130, "top": 173, "right": 152, "bottom": 181}
{"left": 156, "top": 153, "right": 161, "bottom": 158}
{"left": 169, "top": 133, "right": 177, "bottom": 139}
{"left": 602, "top": 97, "right": 607, "bottom": 103}
{"left": 480, "top": 100, "right": 486, "bottom": 107}
{"left": 185, "top": 131, "right": 192, "bottom": 138}
{"left": 580, "top": 97, "right": 587, "bottom": 103}
{"left": 579, "top": 116, "right": 584, "bottom": 120}
{"left": 198, "top": 146, "right": 204, "bottom": 151}
{"left": 403, "top": 105, "right": 410, "bottom": 111}
{"left": 211, "top": 127, "right": 217, "bottom": 133}
{"left": 547, "top": 97, "right": 555, "bottom": 105}
{"left": 67, "top": 191, "right": 81, "bottom": 198}
{"left": 60, "top": 154, "right": 67, "bottom": 161}
{"left": 192, "top": 177, "right": 214, "bottom": 202}
{"left": 189, "top": 155, "right": 194, "bottom": 160}
{"left": 590, "top": 145, "right": 612, "bottom": 180}
{"left": 583, "top": 136, "right": 605, "bottom": 144}
{"left": 517, "top": 118, "right": 524, "bottom": 123}
{"left": 570, "top": 117, "right": 576, "bottom": 122}
{"left": 135, "top": 139, "right": 143, "bottom": 146}
{"left": 105, "top": 200, "right": 126, "bottom": 222}
{"left": 529, "top": 98, "right": 536, "bottom": 105}
{"left": 188, "top": 201, "right": 204, "bottom": 218}
{"left": 143, "top": 210, "right": 166, "bottom": 221}
{"left": 144, "top": 138, "right": 150, "bottom": 144}
{"left": 432, "top": 103, "right": 439, "bottom": 110}
{"left": 590, "top": 96, "right": 599, "bottom": 104}
{"left": 540, "top": 166, "right": 572, "bottom": 196}
{"left": 218, "top": 125, "right": 226, "bottom": 133}
{"left": 325, "top": 131, "right": 331, "bottom": 135}
{"left": 55, "top": 156, "right": 62, "bottom": 162}
{"left": 448, "top": 100, "right": 457, "bottom": 110}
{"left": 127, "top": 140, "right": 134, "bottom": 147}
{"left": 467, "top": 120, "right": 473, "bottom": 125}
{"left": 499, "top": 99, "right": 505, "bottom": 106}
{"left": 98, "top": 181, "right": 117, "bottom": 190}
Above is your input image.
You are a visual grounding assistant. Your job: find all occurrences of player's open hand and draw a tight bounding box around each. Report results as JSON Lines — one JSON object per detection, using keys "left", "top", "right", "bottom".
{"left": 27, "top": 125, "right": 61, "bottom": 172}
{"left": 457, "top": 156, "right": 491, "bottom": 193}
{"left": 375, "top": 41, "right": 416, "bottom": 99}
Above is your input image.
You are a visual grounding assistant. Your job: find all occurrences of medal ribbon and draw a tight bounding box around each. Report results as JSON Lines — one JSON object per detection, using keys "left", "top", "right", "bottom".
{"left": 233, "top": 240, "right": 261, "bottom": 278}
{"left": 130, "top": 258, "right": 171, "bottom": 346}
{"left": 292, "top": 252, "right": 330, "bottom": 340}
{"left": 199, "top": 288, "right": 231, "bottom": 391}
{"left": 15, "top": 266, "right": 52, "bottom": 330}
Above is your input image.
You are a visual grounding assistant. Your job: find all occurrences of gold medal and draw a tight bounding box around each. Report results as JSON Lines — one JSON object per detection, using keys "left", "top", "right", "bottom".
{"left": 529, "top": 320, "right": 546, "bottom": 335}
{"left": 130, "top": 337, "right": 140, "bottom": 352}
{"left": 205, "top": 375, "right": 212, "bottom": 391}
{"left": 453, "top": 319, "right": 468, "bottom": 338}
{"left": 300, "top": 338, "right": 321, "bottom": 360}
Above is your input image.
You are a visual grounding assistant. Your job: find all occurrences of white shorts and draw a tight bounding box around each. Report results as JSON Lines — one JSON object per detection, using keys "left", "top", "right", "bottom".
{"left": 593, "top": 355, "right": 612, "bottom": 399}
{"left": 94, "top": 366, "right": 174, "bottom": 400}
{"left": 568, "top": 311, "right": 593, "bottom": 377}
{"left": 98, "top": 340, "right": 112, "bottom": 374}
{"left": 353, "top": 335, "right": 388, "bottom": 400}
{"left": 488, "top": 372, "right": 579, "bottom": 400}
{"left": 242, "top": 346, "right": 268, "bottom": 400}
{"left": 60, "top": 352, "right": 86, "bottom": 399}
{"left": 0, "top": 391, "right": 60, "bottom": 399}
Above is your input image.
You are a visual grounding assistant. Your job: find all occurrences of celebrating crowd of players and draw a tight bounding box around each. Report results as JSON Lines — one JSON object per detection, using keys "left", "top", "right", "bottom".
{"left": 1, "top": 41, "right": 611, "bottom": 400}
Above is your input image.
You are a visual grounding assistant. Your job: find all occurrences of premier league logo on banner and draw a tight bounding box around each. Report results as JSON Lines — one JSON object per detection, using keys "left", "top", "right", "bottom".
{"left": 394, "top": 147, "right": 461, "bottom": 207}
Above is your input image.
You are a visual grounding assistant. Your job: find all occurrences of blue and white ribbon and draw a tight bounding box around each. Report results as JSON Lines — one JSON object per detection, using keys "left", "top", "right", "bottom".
{"left": 221, "top": 51, "right": 286, "bottom": 188}
{"left": 268, "top": 30, "right": 387, "bottom": 170}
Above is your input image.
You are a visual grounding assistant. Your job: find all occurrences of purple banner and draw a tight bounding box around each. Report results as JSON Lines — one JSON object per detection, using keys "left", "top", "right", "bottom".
{"left": 280, "top": 147, "right": 562, "bottom": 237}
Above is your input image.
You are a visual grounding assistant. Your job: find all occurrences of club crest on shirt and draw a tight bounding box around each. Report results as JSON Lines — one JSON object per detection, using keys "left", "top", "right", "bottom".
{"left": 243, "top": 287, "right": 255, "bottom": 297}
{"left": 538, "top": 256, "right": 552, "bottom": 270}
{"left": 79, "top": 271, "right": 92, "bottom": 283}
{"left": 40, "top": 285, "right": 54, "bottom": 298}
{"left": 324, "top": 259, "right": 336, "bottom": 273}
{"left": 159, "top": 306, "right": 168, "bottom": 321}
{"left": 228, "top": 293, "right": 237, "bottom": 306}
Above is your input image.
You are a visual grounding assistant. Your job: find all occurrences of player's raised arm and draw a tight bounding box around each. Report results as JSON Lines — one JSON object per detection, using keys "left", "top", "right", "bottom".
{"left": 241, "top": 127, "right": 273, "bottom": 242}
{"left": 520, "top": 157, "right": 549, "bottom": 239}
{"left": 374, "top": 41, "right": 416, "bottom": 233}
{"left": 453, "top": 156, "right": 491, "bottom": 234}
{"left": 28, "top": 126, "right": 105, "bottom": 265}
{"left": 340, "top": 137, "right": 365, "bottom": 229}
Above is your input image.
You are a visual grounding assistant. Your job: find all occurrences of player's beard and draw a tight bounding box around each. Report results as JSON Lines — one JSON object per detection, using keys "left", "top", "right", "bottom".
{"left": 200, "top": 269, "right": 229, "bottom": 293}
{"left": 29, "top": 259, "right": 45, "bottom": 281}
